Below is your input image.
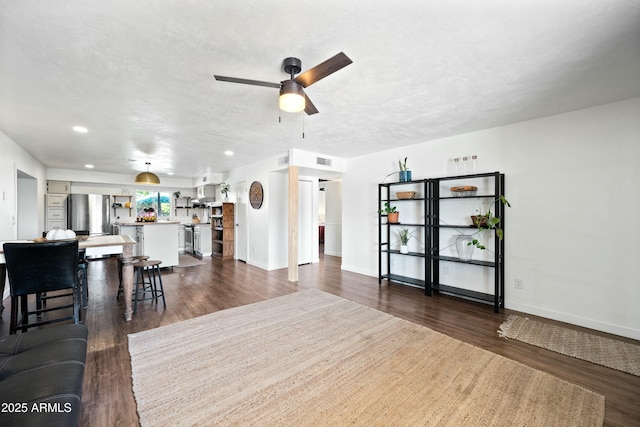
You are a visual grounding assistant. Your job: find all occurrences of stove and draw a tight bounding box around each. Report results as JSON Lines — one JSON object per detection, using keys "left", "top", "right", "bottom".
{"left": 184, "top": 224, "right": 194, "bottom": 254}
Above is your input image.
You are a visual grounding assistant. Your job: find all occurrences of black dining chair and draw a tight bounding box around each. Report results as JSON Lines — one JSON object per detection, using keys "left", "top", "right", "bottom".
{"left": 38, "top": 231, "right": 89, "bottom": 311}
{"left": 3, "top": 240, "right": 82, "bottom": 334}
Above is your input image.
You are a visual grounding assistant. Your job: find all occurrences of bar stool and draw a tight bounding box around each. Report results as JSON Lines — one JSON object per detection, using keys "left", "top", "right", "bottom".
{"left": 117, "top": 255, "right": 149, "bottom": 300}
{"left": 133, "top": 260, "right": 166, "bottom": 313}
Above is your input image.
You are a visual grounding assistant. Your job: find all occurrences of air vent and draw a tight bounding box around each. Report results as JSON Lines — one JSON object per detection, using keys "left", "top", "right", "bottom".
{"left": 279, "top": 155, "right": 289, "bottom": 166}
{"left": 316, "top": 157, "right": 332, "bottom": 166}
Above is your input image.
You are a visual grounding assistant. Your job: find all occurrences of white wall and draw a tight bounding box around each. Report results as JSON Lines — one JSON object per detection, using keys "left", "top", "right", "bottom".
{"left": 342, "top": 97, "right": 640, "bottom": 339}
{"left": 224, "top": 149, "right": 341, "bottom": 271}
{"left": 0, "top": 130, "right": 47, "bottom": 241}
{"left": 266, "top": 171, "right": 288, "bottom": 270}
{"left": 223, "top": 153, "right": 285, "bottom": 270}
{"left": 324, "top": 180, "right": 342, "bottom": 257}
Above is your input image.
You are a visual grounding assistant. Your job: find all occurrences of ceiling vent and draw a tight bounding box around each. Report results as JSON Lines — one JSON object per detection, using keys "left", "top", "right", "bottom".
{"left": 316, "top": 157, "right": 332, "bottom": 166}
{"left": 279, "top": 155, "right": 290, "bottom": 166}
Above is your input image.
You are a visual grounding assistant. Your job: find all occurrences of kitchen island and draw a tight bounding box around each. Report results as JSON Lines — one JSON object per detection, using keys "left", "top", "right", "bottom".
{"left": 114, "top": 221, "right": 179, "bottom": 268}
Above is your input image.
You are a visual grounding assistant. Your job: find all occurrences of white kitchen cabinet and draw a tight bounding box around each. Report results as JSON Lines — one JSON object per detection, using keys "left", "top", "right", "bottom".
{"left": 117, "top": 223, "right": 179, "bottom": 267}
{"left": 178, "top": 224, "right": 185, "bottom": 254}
{"left": 47, "top": 180, "right": 70, "bottom": 194}
{"left": 136, "top": 223, "right": 179, "bottom": 267}
{"left": 196, "top": 185, "right": 217, "bottom": 200}
{"left": 119, "top": 225, "right": 138, "bottom": 255}
{"left": 45, "top": 193, "right": 67, "bottom": 232}
{"left": 194, "top": 224, "right": 212, "bottom": 258}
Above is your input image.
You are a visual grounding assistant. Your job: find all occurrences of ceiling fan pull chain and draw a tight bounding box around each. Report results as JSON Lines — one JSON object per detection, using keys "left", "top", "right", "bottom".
{"left": 302, "top": 114, "right": 305, "bottom": 139}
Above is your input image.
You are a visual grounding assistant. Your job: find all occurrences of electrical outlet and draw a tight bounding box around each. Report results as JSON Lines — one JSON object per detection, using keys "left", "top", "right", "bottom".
{"left": 514, "top": 278, "right": 523, "bottom": 289}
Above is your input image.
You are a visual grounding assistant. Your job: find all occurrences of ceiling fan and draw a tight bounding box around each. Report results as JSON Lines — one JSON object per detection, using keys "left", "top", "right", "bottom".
{"left": 214, "top": 52, "right": 352, "bottom": 115}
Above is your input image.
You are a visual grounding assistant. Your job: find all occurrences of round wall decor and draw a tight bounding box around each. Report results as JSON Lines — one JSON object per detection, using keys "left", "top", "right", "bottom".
{"left": 249, "top": 181, "right": 264, "bottom": 209}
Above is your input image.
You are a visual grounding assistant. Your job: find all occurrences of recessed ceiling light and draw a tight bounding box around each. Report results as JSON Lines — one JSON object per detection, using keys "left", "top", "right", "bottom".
{"left": 224, "top": 150, "right": 234, "bottom": 156}
{"left": 85, "top": 164, "right": 94, "bottom": 168}
{"left": 167, "top": 172, "right": 174, "bottom": 176}
{"left": 73, "top": 126, "right": 88, "bottom": 133}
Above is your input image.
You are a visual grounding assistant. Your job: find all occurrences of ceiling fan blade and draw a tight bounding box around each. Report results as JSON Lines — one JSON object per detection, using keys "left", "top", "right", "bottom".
{"left": 304, "top": 93, "right": 319, "bottom": 115}
{"left": 214, "top": 75, "right": 281, "bottom": 89}
{"left": 294, "top": 52, "right": 352, "bottom": 88}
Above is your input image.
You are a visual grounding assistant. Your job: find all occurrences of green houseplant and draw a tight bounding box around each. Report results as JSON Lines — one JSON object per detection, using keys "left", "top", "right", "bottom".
{"left": 378, "top": 202, "right": 399, "bottom": 223}
{"left": 398, "top": 227, "right": 414, "bottom": 253}
{"left": 469, "top": 195, "right": 511, "bottom": 249}
{"left": 220, "top": 183, "right": 230, "bottom": 201}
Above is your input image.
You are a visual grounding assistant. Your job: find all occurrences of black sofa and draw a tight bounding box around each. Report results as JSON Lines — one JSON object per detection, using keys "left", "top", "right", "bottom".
{"left": 0, "top": 324, "right": 88, "bottom": 426}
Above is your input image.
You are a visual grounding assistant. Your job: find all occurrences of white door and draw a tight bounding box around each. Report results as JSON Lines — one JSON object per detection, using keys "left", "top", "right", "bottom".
{"left": 298, "top": 180, "right": 313, "bottom": 265}
{"left": 235, "top": 181, "right": 248, "bottom": 262}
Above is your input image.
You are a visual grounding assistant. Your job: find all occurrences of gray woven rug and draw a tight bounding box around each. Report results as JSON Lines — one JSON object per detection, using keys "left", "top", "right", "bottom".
{"left": 129, "top": 290, "right": 604, "bottom": 426}
{"left": 499, "top": 315, "right": 640, "bottom": 376}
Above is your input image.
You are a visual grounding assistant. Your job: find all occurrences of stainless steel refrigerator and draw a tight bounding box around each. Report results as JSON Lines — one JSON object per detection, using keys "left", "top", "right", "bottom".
{"left": 67, "top": 194, "right": 111, "bottom": 235}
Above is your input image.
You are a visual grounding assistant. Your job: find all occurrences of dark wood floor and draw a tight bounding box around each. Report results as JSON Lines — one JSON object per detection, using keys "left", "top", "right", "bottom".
{"left": 2, "top": 253, "right": 639, "bottom": 426}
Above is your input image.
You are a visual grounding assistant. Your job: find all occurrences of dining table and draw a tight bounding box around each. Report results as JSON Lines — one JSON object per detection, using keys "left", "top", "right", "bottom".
{"left": 0, "top": 234, "right": 138, "bottom": 321}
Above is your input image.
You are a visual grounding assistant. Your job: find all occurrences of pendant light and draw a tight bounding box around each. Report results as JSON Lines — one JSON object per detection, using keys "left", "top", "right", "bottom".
{"left": 135, "top": 162, "right": 160, "bottom": 184}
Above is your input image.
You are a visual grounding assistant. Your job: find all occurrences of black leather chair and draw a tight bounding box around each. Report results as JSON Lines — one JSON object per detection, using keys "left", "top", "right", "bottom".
{"left": 39, "top": 231, "right": 89, "bottom": 310}
{"left": 0, "top": 323, "right": 88, "bottom": 426}
{"left": 3, "top": 240, "right": 82, "bottom": 334}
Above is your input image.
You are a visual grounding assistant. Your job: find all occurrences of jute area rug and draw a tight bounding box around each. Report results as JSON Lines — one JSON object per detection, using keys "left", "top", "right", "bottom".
{"left": 128, "top": 290, "right": 604, "bottom": 426}
{"left": 174, "top": 254, "right": 206, "bottom": 268}
{"left": 499, "top": 315, "right": 640, "bottom": 376}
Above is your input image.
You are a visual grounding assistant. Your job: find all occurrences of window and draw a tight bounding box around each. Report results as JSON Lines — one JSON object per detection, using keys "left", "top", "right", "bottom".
{"left": 136, "top": 191, "right": 171, "bottom": 218}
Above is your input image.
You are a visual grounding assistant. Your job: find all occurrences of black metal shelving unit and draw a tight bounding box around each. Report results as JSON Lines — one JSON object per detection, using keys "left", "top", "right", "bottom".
{"left": 427, "top": 171, "right": 505, "bottom": 312}
{"left": 378, "top": 179, "right": 431, "bottom": 294}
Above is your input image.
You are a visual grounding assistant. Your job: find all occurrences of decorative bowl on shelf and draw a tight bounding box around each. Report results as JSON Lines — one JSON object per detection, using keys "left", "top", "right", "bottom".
{"left": 396, "top": 191, "right": 417, "bottom": 199}
{"left": 450, "top": 185, "right": 477, "bottom": 197}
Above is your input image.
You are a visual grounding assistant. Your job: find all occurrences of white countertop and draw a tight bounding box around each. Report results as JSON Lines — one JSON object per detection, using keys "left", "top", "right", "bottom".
{"left": 116, "top": 221, "right": 181, "bottom": 226}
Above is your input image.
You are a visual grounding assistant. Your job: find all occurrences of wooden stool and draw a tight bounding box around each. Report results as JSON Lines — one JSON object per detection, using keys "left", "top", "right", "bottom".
{"left": 117, "top": 255, "right": 149, "bottom": 300}
{"left": 133, "top": 260, "right": 166, "bottom": 313}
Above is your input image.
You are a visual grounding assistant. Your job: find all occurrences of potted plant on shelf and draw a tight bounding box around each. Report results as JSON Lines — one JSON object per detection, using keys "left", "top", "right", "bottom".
{"left": 378, "top": 202, "right": 399, "bottom": 223}
{"left": 468, "top": 195, "right": 511, "bottom": 250}
{"left": 220, "top": 183, "right": 230, "bottom": 202}
{"left": 398, "top": 157, "right": 412, "bottom": 182}
{"left": 398, "top": 227, "right": 414, "bottom": 254}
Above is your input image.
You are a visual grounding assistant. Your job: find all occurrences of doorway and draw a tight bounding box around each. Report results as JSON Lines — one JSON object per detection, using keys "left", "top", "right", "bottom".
{"left": 235, "top": 181, "right": 247, "bottom": 262}
{"left": 17, "top": 170, "right": 37, "bottom": 240}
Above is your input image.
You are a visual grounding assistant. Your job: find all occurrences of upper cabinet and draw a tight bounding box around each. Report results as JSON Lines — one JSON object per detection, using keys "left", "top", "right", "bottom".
{"left": 196, "top": 185, "right": 217, "bottom": 200}
{"left": 47, "top": 180, "right": 70, "bottom": 194}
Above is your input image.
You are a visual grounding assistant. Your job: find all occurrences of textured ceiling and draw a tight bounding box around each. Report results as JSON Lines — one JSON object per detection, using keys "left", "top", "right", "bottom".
{"left": 1, "top": 1, "right": 639, "bottom": 179}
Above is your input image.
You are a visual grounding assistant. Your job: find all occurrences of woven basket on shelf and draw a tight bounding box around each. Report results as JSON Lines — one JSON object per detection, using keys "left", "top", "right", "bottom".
{"left": 395, "top": 191, "right": 417, "bottom": 199}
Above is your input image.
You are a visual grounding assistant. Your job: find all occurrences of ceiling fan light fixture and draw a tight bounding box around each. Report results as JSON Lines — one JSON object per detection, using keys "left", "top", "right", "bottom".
{"left": 279, "top": 80, "right": 305, "bottom": 112}
{"left": 135, "top": 162, "right": 160, "bottom": 184}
